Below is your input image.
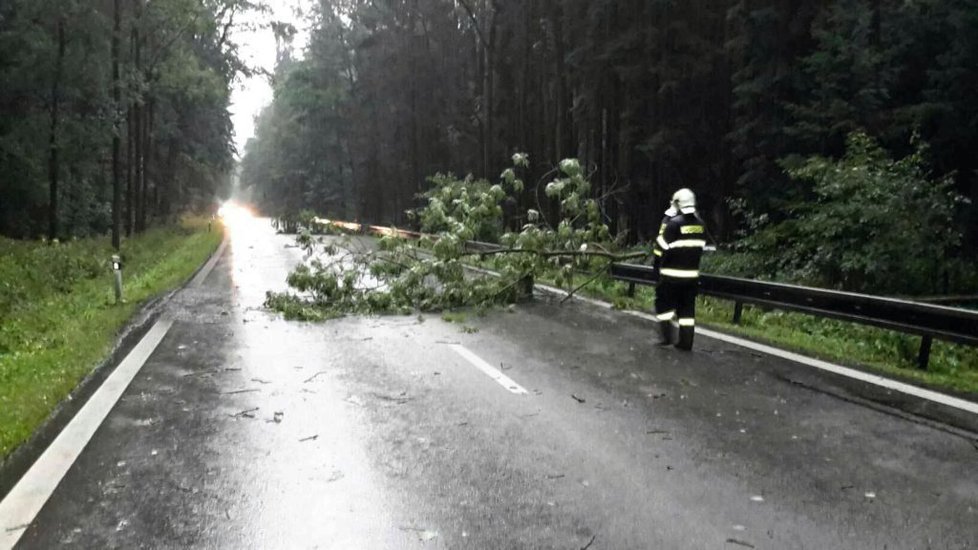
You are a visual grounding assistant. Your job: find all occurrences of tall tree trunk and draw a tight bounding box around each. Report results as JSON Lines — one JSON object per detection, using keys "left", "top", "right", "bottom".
{"left": 48, "top": 18, "right": 66, "bottom": 241}
{"left": 125, "top": 104, "right": 134, "bottom": 236}
{"left": 486, "top": 5, "right": 497, "bottom": 178}
{"left": 139, "top": 93, "right": 154, "bottom": 230}
{"left": 133, "top": 0, "right": 145, "bottom": 233}
{"left": 112, "top": 0, "right": 123, "bottom": 249}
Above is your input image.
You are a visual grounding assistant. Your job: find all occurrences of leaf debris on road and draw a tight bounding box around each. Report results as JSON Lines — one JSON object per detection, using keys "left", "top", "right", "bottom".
{"left": 399, "top": 526, "right": 439, "bottom": 542}
{"left": 229, "top": 407, "right": 259, "bottom": 418}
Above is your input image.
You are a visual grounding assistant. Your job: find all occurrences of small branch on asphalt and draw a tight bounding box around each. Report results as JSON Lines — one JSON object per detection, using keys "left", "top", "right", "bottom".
{"left": 299, "top": 434, "right": 319, "bottom": 442}
{"left": 580, "top": 534, "right": 597, "bottom": 550}
{"left": 229, "top": 407, "right": 259, "bottom": 418}
{"left": 725, "top": 539, "right": 756, "bottom": 549}
{"left": 222, "top": 388, "right": 261, "bottom": 395}
{"left": 571, "top": 394, "right": 586, "bottom": 403}
{"left": 303, "top": 371, "right": 329, "bottom": 383}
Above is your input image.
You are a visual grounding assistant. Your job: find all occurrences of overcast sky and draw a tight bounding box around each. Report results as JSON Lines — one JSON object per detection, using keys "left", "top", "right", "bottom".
{"left": 229, "top": 1, "right": 311, "bottom": 157}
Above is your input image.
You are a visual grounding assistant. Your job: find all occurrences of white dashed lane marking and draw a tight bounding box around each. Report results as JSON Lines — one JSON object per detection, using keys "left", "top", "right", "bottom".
{"left": 450, "top": 344, "right": 529, "bottom": 395}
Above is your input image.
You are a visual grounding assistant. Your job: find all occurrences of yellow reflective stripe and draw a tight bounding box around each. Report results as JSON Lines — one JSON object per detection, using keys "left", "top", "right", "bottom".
{"left": 670, "top": 239, "right": 706, "bottom": 249}
{"left": 658, "top": 224, "right": 667, "bottom": 236}
{"left": 656, "top": 235, "right": 670, "bottom": 250}
{"left": 680, "top": 225, "right": 704, "bottom": 234}
{"left": 656, "top": 311, "right": 675, "bottom": 321}
{"left": 659, "top": 268, "right": 699, "bottom": 278}
{"left": 653, "top": 249, "right": 663, "bottom": 257}
{"left": 678, "top": 318, "right": 695, "bottom": 327}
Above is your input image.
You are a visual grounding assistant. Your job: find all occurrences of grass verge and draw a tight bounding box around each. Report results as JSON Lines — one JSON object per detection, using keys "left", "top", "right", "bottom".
{"left": 518, "top": 263, "right": 978, "bottom": 395}
{"left": 0, "top": 217, "right": 223, "bottom": 459}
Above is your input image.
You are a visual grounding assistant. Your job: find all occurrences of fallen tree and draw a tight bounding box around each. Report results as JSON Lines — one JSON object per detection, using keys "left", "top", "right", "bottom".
{"left": 265, "top": 154, "right": 644, "bottom": 320}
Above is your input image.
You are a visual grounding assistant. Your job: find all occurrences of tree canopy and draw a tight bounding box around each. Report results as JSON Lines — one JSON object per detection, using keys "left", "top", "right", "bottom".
{"left": 241, "top": 0, "right": 978, "bottom": 257}
{"left": 0, "top": 0, "right": 255, "bottom": 241}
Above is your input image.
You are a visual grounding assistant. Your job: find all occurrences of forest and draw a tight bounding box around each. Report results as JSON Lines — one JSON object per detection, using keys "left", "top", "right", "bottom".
{"left": 0, "top": 0, "right": 251, "bottom": 245}
{"left": 240, "top": 0, "right": 977, "bottom": 294}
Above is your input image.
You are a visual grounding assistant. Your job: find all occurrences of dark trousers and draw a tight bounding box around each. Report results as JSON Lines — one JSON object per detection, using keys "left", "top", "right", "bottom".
{"left": 654, "top": 278, "right": 698, "bottom": 349}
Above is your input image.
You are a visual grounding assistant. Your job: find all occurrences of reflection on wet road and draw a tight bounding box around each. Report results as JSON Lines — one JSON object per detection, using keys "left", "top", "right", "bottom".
{"left": 9, "top": 216, "right": 978, "bottom": 549}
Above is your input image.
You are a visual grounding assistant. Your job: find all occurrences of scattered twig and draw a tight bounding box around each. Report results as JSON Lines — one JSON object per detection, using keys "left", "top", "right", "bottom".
{"left": 370, "top": 392, "right": 412, "bottom": 404}
{"left": 183, "top": 367, "right": 241, "bottom": 378}
{"left": 299, "top": 434, "right": 319, "bottom": 442}
{"left": 546, "top": 474, "right": 565, "bottom": 480}
{"left": 229, "top": 407, "right": 259, "bottom": 418}
{"left": 725, "top": 539, "right": 755, "bottom": 548}
{"left": 571, "top": 394, "right": 586, "bottom": 403}
{"left": 646, "top": 429, "right": 669, "bottom": 435}
{"left": 250, "top": 378, "right": 271, "bottom": 385}
{"left": 561, "top": 265, "right": 612, "bottom": 304}
{"left": 5, "top": 524, "right": 29, "bottom": 533}
{"left": 304, "top": 371, "right": 329, "bottom": 383}
{"left": 580, "top": 534, "right": 597, "bottom": 550}
{"left": 222, "top": 388, "right": 261, "bottom": 395}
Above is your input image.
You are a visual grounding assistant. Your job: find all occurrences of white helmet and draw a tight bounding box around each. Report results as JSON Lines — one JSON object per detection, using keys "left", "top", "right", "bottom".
{"left": 671, "top": 188, "right": 696, "bottom": 214}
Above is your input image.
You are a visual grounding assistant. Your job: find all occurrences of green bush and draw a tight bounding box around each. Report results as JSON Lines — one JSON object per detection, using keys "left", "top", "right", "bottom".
{"left": 732, "top": 132, "right": 969, "bottom": 294}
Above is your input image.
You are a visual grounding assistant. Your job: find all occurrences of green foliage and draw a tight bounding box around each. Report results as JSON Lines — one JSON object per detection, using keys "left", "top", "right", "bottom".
{"left": 0, "top": 218, "right": 222, "bottom": 459}
{"left": 730, "top": 132, "right": 967, "bottom": 294}
{"left": 265, "top": 155, "right": 633, "bottom": 319}
{"left": 0, "top": 0, "right": 248, "bottom": 239}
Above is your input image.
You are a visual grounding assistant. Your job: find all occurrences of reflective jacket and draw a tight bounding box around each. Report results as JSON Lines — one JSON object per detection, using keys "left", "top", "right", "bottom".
{"left": 652, "top": 211, "right": 706, "bottom": 280}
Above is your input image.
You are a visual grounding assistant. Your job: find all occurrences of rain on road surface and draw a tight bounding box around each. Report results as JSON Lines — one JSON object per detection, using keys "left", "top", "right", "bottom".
{"left": 7, "top": 214, "right": 978, "bottom": 549}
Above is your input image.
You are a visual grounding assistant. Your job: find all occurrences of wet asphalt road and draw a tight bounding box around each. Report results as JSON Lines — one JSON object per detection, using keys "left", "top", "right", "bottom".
{"left": 11, "top": 216, "right": 978, "bottom": 549}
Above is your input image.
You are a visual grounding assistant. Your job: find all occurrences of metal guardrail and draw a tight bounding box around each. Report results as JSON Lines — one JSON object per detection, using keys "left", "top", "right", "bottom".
{"left": 610, "top": 263, "right": 978, "bottom": 370}
{"left": 312, "top": 218, "right": 977, "bottom": 370}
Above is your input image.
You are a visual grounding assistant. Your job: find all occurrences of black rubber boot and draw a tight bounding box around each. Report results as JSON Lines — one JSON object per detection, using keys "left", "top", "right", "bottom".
{"left": 675, "top": 326, "right": 695, "bottom": 350}
{"left": 657, "top": 321, "right": 673, "bottom": 346}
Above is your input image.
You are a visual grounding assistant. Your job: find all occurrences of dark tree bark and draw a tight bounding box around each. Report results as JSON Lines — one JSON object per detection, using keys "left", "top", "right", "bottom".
{"left": 112, "top": 0, "right": 123, "bottom": 249}
{"left": 48, "top": 18, "right": 66, "bottom": 241}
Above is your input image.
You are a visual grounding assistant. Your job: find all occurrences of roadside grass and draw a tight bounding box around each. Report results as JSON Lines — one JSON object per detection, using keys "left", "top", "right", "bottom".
{"left": 520, "top": 263, "right": 978, "bottom": 395}
{"left": 0, "top": 217, "right": 222, "bottom": 460}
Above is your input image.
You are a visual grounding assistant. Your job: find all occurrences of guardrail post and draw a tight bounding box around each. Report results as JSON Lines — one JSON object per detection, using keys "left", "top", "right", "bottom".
{"left": 732, "top": 301, "right": 744, "bottom": 325}
{"left": 627, "top": 282, "right": 636, "bottom": 297}
{"left": 917, "top": 335, "right": 933, "bottom": 370}
{"left": 111, "top": 254, "right": 123, "bottom": 304}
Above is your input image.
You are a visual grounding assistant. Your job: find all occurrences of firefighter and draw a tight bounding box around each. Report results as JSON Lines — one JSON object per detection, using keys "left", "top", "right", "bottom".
{"left": 652, "top": 188, "right": 707, "bottom": 350}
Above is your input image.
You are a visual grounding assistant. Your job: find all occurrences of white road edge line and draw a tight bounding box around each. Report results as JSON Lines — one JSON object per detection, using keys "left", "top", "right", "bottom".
{"left": 450, "top": 344, "right": 529, "bottom": 395}
{"left": 534, "top": 283, "right": 978, "bottom": 417}
{"left": 0, "top": 319, "right": 174, "bottom": 550}
{"left": 190, "top": 237, "right": 227, "bottom": 287}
